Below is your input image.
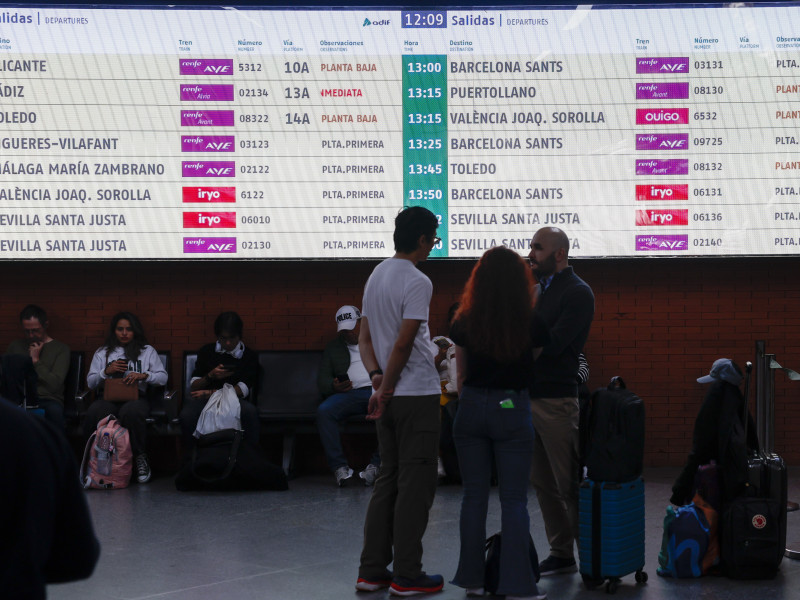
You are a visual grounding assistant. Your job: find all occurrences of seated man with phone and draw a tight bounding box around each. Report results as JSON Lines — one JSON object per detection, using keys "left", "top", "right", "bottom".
{"left": 317, "top": 305, "right": 380, "bottom": 487}
{"left": 179, "top": 311, "right": 260, "bottom": 451}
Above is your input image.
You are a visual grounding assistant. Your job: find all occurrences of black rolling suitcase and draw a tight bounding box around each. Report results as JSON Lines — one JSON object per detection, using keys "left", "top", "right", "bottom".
{"left": 720, "top": 362, "right": 787, "bottom": 579}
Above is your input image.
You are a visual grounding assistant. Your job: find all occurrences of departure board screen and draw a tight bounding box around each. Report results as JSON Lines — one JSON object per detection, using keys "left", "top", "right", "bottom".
{"left": 2, "top": 4, "right": 800, "bottom": 259}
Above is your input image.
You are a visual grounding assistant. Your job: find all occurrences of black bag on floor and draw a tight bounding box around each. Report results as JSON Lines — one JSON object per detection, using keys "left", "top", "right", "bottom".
{"left": 584, "top": 377, "right": 645, "bottom": 483}
{"left": 720, "top": 363, "right": 786, "bottom": 579}
{"left": 175, "top": 429, "right": 288, "bottom": 491}
{"left": 484, "top": 531, "right": 540, "bottom": 595}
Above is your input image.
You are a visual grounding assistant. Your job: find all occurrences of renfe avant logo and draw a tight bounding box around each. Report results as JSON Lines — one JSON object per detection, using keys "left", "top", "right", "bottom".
{"left": 636, "top": 234, "right": 689, "bottom": 251}
{"left": 182, "top": 161, "right": 235, "bottom": 177}
{"left": 181, "top": 136, "right": 235, "bottom": 152}
{"left": 182, "top": 187, "right": 236, "bottom": 203}
{"left": 636, "top": 57, "right": 690, "bottom": 74}
{"left": 636, "top": 82, "right": 689, "bottom": 100}
{"left": 179, "top": 59, "right": 234, "bottom": 75}
{"left": 636, "top": 133, "right": 689, "bottom": 151}
{"left": 183, "top": 212, "right": 236, "bottom": 228}
{"left": 635, "top": 184, "right": 689, "bottom": 201}
{"left": 183, "top": 237, "right": 237, "bottom": 254}
{"left": 180, "top": 84, "right": 235, "bottom": 102}
{"left": 180, "top": 110, "right": 235, "bottom": 127}
{"left": 635, "top": 159, "right": 689, "bottom": 176}
{"left": 635, "top": 209, "right": 689, "bottom": 226}
{"left": 636, "top": 108, "right": 689, "bottom": 125}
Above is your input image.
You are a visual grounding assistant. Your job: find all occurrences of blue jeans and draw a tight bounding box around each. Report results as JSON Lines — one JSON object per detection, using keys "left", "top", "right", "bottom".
{"left": 451, "top": 386, "right": 538, "bottom": 596}
{"left": 316, "top": 386, "right": 379, "bottom": 471}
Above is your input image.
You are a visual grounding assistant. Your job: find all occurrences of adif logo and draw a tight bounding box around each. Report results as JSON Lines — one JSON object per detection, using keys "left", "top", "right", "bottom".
{"left": 363, "top": 18, "right": 371, "bottom": 26}
{"left": 182, "top": 187, "right": 236, "bottom": 203}
{"left": 183, "top": 237, "right": 237, "bottom": 254}
{"left": 183, "top": 212, "right": 236, "bottom": 228}
{"left": 363, "top": 17, "right": 390, "bottom": 26}
{"left": 635, "top": 209, "right": 689, "bottom": 226}
{"left": 635, "top": 234, "right": 688, "bottom": 251}
{"left": 636, "top": 184, "right": 689, "bottom": 201}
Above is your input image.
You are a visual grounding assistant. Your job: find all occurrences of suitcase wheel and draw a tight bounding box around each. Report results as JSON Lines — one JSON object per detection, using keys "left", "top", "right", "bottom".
{"left": 605, "top": 579, "right": 619, "bottom": 594}
{"left": 635, "top": 570, "right": 648, "bottom": 584}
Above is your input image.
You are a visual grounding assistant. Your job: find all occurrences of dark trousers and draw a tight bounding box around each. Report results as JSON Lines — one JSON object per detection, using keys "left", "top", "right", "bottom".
{"left": 359, "top": 394, "right": 440, "bottom": 580}
{"left": 84, "top": 398, "right": 149, "bottom": 455}
{"left": 316, "top": 387, "right": 380, "bottom": 471}
{"left": 451, "top": 386, "right": 537, "bottom": 596}
{"left": 179, "top": 396, "right": 261, "bottom": 448}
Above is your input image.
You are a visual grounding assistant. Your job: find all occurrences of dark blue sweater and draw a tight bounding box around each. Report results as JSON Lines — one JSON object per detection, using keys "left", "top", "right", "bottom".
{"left": 531, "top": 266, "right": 594, "bottom": 398}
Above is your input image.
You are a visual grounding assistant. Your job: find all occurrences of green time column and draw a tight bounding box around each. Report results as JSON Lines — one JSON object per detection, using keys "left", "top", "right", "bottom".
{"left": 403, "top": 55, "right": 448, "bottom": 257}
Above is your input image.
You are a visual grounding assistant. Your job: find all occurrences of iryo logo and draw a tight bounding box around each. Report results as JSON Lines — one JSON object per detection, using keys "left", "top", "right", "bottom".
{"left": 181, "top": 135, "right": 236, "bottom": 153}
{"left": 182, "top": 187, "right": 236, "bottom": 203}
{"left": 635, "top": 209, "right": 689, "bottom": 226}
{"left": 636, "top": 108, "right": 689, "bottom": 125}
{"left": 179, "top": 59, "right": 234, "bottom": 75}
{"left": 636, "top": 133, "right": 689, "bottom": 150}
{"left": 182, "top": 161, "right": 236, "bottom": 178}
{"left": 183, "top": 237, "right": 237, "bottom": 254}
{"left": 635, "top": 234, "right": 689, "bottom": 251}
{"left": 636, "top": 57, "right": 690, "bottom": 74}
{"left": 635, "top": 184, "right": 689, "bottom": 201}
{"left": 183, "top": 212, "right": 236, "bottom": 228}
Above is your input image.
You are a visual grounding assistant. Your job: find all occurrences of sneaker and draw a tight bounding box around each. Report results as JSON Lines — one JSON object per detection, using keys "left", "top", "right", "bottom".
{"left": 335, "top": 466, "right": 354, "bottom": 487}
{"left": 356, "top": 569, "right": 393, "bottom": 592}
{"left": 507, "top": 589, "right": 547, "bottom": 600}
{"left": 135, "top": 453, "right": 152, "bottom": 484}
{"left": 538, "top": 555, "right": 576, "bottom": 576}
{"left": 466, "top": 587, "right": 485, "bottom": 596}
{"left": 359, "top": 463, "right": 380, "bottom": 486}
{"left": 389, "top": 573, "right": 444, "bottom": 596}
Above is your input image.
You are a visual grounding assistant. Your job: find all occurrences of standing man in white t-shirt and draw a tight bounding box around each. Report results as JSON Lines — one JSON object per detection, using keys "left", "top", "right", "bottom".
{"left": 355, "top": 206, "right": 445, "bottom": 596}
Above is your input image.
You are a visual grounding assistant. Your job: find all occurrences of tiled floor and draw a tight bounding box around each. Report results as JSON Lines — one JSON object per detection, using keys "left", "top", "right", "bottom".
{"left": 49, "top": 468, "right": 800, "bottom": 600}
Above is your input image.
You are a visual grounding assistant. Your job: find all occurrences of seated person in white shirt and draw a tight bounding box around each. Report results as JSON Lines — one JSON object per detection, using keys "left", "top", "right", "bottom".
{"left": 316, "top": 305, "right": 380, "bottom": 487}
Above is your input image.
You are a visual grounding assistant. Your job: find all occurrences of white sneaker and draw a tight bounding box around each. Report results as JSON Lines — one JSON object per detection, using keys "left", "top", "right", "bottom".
{"left": 466, "top": 587, "right": 485, "bottom": 596}
{"left": 335, "top": 466, "right": 354, "bottom": 487}
{"left": 359, "top": 463, "right": 380, "bottom": 486}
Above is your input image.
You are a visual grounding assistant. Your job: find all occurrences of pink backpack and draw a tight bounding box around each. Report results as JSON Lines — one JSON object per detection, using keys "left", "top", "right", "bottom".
{"left": 80, "top": 415, "right": 133, "bottom": 489}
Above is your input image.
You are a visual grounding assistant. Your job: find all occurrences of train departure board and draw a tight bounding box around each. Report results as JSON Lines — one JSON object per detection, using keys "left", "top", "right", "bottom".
{"left": 2, "top": 4, "right": 800, "bottom": 259}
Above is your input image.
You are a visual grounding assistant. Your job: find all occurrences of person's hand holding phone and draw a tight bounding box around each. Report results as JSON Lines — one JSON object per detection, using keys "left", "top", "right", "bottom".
{"left": 208, "top": 364, "right": 234, "bottom": 381}
{"left": 333, "top": 374, "right": 353, "bottom": 392}
{"left": 105, "top": 358, "right": 128, "bottom": 376}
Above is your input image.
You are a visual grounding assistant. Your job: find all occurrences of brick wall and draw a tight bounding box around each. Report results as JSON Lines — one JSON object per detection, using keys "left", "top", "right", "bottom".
{"left": 1, "top": 257, "right": 798, "bottom": 465}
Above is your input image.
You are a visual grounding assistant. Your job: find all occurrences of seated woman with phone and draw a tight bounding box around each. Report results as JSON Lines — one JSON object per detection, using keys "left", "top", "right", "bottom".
{"left": 85, "top": 311, "right": 168, "bottom": 484}
{"left": 179, "top": 311, "right": 260, "bottom": 452}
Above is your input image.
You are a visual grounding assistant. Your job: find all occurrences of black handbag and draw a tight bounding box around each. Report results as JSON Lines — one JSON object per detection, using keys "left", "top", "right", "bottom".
{"left": 191, "top": 428, "right": 242, "bottom": 484}
{"left": 484, "top": 531, "right": 540, "bottom": 594}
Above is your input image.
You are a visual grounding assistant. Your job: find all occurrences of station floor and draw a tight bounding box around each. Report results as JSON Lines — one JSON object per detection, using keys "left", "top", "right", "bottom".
{"left": 50, "top": 467, "right": 800, "bottom": 600}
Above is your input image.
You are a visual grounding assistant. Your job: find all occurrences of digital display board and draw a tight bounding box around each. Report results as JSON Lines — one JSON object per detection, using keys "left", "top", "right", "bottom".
{"left": 2, "top": 4, "right": 800, "bottom": 258}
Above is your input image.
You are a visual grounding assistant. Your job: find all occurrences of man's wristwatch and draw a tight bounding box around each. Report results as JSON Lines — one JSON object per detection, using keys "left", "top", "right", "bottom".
{"left": 368, "top": 369, "right": 383, "bottom": 379}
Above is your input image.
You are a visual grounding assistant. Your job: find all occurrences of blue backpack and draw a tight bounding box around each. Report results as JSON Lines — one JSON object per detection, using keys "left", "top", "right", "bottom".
{"left": 657, "top": 503, "right": 710, "bottom": 578}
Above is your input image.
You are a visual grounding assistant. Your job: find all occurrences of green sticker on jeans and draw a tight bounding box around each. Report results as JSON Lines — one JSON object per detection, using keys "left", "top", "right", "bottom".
{"left": 499, "top": 399, "right": 515, "bottom": 409}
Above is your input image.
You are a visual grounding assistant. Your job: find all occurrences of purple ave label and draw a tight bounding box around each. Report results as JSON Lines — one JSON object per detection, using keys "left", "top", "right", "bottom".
{"left": 635, "top": 133, "right": 689, "bottom": 151}
{"left": 181, "top": 110, "right": 235, "bottom": 127}
{"left": 181, "top": 135, "right": 236, "bottom": 152}
{"left": 180, "top": 84, "right": 234, "bottom": 101}
{"left": 635, "top": 159, "right": 689, "bottom": 176}
{"left": 182, "top": 161, "right": 236, "bottom": 177}
{"left": 636, "top": 82, "right": 689, "bottom": 100}
{"left": 636, "top": 57, "right": 689, "bottom": 74}
{"left": 179, "top": 59, "right": 234, "bottom": 75}
{"left": 636, "top": 234, "right": 689, "bottom": 251}
{"left": 183, "top": 237, "right": 237, "bottom": 253}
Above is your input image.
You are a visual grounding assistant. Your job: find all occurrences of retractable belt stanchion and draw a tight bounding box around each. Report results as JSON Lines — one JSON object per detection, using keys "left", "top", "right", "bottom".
{"left": 754, "top": 342, "right": 800, "bottom": 559}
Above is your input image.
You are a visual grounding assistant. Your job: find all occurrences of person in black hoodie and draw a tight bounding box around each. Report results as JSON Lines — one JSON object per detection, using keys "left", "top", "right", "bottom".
{"left": 0, "top": 398, "right": 100, "bottom": 599}
{"left": 527, "top": 227, "right": 595, "bottom": 576}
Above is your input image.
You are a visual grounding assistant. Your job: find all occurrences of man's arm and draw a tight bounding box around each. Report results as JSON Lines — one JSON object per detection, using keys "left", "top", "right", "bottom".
{"left": 540, "top": 286, "right": 594, "bottom": 357}
{"left": 317, "top": 343, "right": 337, "bottom": 397}
{"left": 33, "top": 342, "right": 70, "bottom": 393}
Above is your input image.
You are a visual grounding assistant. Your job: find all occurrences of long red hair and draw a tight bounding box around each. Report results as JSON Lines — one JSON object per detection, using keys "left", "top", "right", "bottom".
{"left": 454, "top": 246, "right": 536, "bottom": 362}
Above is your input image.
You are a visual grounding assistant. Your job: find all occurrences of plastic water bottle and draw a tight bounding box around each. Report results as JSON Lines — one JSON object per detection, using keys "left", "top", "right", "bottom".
{"left": 97, "top": 432, "right": 112, "bottom": 475}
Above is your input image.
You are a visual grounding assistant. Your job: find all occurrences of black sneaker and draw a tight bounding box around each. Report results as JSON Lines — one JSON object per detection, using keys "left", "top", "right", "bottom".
{"left": 356, "top": 569, "right": 393, "bottom": 592}
{"left": 538, "top": 555, "right": 576, "bottom": 576}
{"left": 389, "top": 573, "right": 444, "bottom": 596}
{"left": 135, "top": 453, "right": 152, "bottom": 484}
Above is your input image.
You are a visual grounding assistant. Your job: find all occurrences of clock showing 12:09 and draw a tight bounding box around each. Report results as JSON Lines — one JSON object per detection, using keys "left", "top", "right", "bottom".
{"left": 401, "top": 10, "right": 447, "bottom": 28}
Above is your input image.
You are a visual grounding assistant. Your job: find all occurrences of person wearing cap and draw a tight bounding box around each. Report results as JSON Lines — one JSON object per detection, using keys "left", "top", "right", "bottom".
{"left": 670, "top": 358, "right": 759, "bottom": 507}
{"left": 317, "top": 305, "right": 380, "bottom": 487}
{"left": 179, "top": 311, "right": 260, "bottom": 452}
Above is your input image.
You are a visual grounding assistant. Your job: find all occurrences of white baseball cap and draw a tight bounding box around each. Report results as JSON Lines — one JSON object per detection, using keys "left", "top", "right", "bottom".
{"left": 335, "top": 305, "right": 361, "bottom": 331}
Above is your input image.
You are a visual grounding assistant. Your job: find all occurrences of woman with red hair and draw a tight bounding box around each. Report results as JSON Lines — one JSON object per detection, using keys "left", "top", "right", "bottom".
{"left": 449, "top": 246, "right": 549, "bottom": 600}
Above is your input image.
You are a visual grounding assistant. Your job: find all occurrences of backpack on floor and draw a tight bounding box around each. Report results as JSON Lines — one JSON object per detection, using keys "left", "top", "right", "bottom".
{"left": 657, "top": 503, "right": 710, "bottom": 578}
{"left": 80, "top": 415, "right": 133, "bottom": 489}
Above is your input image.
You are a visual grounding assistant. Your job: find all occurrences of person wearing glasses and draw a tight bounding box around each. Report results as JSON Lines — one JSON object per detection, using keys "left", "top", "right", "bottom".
{"left": 179, "top": 311, "right": 260, "bottom": 451}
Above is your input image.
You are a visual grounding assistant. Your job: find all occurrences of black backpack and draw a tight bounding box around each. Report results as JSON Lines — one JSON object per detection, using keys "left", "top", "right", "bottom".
{"left": 584, "top": 377, "right": 645, "bottom": 483}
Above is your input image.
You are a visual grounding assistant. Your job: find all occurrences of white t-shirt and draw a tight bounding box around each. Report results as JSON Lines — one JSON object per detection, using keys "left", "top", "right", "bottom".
{"left": 362, "top": 257, "right": 440, "bottom": 396}
{"left": 347, "top": 343, "right": 371, "bottom": 389}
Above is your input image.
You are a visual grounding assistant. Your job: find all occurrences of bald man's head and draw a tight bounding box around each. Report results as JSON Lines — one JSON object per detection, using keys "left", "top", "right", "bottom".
{"left": 528, "top": 227, "right": 570, "bottom": 279}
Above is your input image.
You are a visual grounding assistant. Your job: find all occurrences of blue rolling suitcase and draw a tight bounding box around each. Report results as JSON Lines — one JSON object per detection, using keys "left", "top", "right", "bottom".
{"left": 579, "top": 478, "right": 648, "bottom": 593}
